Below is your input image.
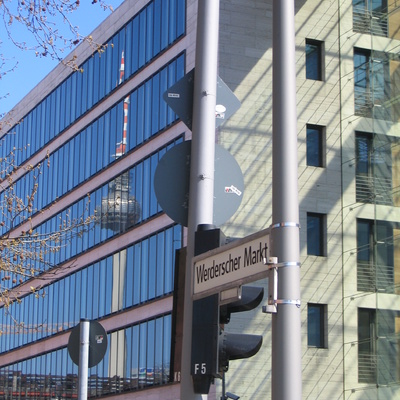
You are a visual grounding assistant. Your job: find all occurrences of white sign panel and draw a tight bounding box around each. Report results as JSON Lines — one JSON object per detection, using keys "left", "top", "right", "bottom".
{"left": 193, "top": 228, "right": 270, "bottom": 299}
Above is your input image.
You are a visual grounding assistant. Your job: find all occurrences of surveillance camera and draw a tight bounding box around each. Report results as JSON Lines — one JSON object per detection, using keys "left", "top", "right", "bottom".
{"left": 226, "top": 392, "right": 240, "bottom": 400}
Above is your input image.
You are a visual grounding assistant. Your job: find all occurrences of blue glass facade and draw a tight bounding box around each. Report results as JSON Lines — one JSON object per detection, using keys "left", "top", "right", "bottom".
{"left": 0, "top": 224, "right": 181, "bottom": 352}
{"left": 0, "top": 52, "right": 185, "bottom": 234}
{"left": 1, "top": 0, "right": 185, "bottom": 167}
{"left": 0, "top": 0, "right": 186, "bottom": 397}
{"left": 0, "top": 314, "right": 172, "bottom": 397}
{"left": 1, "top": 137, "right": 183, "bottom": 291}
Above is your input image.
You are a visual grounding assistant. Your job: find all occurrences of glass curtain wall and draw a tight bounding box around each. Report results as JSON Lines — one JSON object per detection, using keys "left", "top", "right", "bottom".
{"left": 0, "top": 0, "right": 186, "bottom": 167}
{"left": 0, "top": 1, "right": 187, "bottom": 398}
{"left": 353, "top": 1, "right": 400, "bottom": 394}
{"left": 0, "top": 225, "right": 182, "bottom": 352}
{"left": 0, "top": 315, "right": 173, "bottom": 398}
{"left": 0, "top": 54, "right": 185, "bottom": 234}
{"left": 0, "top": 137, "right": 183, "bottom": 293}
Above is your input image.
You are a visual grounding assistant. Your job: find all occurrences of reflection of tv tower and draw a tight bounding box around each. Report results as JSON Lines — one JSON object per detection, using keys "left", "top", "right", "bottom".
{"left": 101, "top": 52, "right": 141, "bottom": 380}
{"left": 100, "top": 51, "right": 141, "bottom": 233}
{"left": 115, "top": 51, "right": 129, "bottom": 159}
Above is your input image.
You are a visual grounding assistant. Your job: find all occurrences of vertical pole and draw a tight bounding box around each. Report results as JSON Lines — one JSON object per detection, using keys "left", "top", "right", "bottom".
{"left": 221, "top": 373, "right": 226, "bottom": 400}
{"left": 78, "top": 319, "right": 90, "bottom": 400}
{"left": 271, "top": 1, "right": 302, "bottom": 400}
{"left": 180, "top": 0, "right": 220, "bottom": 398}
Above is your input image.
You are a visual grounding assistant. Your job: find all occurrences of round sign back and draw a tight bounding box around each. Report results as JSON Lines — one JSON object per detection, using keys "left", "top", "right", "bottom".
{"left": 154, "top": 140, "right": 244, "bottom": 227}
{"left": 68, "top": 320, "right": 108, "bottom": 368}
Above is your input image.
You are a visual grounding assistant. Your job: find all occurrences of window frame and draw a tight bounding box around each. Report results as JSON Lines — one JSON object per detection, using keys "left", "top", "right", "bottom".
{"left": 307, "top": 303, "right": 327, "bottom": 348}
{"left": 305, "top": 39, "right": 324, "bottom": 81}
{"left": 307, "top": 212, "right": 327, "bottom": 256}
{"left": 306, "top": 124, "right": 325, "bottom": 167}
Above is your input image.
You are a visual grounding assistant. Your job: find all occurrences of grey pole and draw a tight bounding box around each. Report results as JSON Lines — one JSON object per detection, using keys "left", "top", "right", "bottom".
{"left": 180, "top": 0, "right": 220, "bottom": 398}
{"left": 271, "top": 1, "right": 302, "bottom": 400}
{"left": 78, "top": 319, "right": 90, "bottom": 400}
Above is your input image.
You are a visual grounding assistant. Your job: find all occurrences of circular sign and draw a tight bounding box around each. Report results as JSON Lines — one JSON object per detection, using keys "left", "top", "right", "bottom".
{"left": 154, "top": 140, "right": 244, "bottom": 227}
{"left": 68, "top": 320, "right": 108, "bottom": 368}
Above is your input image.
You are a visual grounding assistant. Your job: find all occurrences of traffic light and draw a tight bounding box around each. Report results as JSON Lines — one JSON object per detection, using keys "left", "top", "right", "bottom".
{"left": 219, "top": 285, "right": 264, "bottom": 374}
{"left": 192, "top": 293, "right": 220, "bottom": 394}
{"left": 191, "top": 226, "right": 264, "bottom": 394}
{"left": 191, "top": 286, "right": 264, "bottom": 393}
{"left": 191, "top": 226, "right": 225, "bottom": 394}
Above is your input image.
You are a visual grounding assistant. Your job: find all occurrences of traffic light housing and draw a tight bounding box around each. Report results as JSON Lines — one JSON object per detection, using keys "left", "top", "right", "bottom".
{"left": 191, "top": 226, "right": 264, "bottom": 394}
{"left": 192, "top": 293, "right": 220, "bottom": 393}
{"left": 218, "top": 286, "right": 264, "bottom": 374}
{"left": 191, "top": 226, "right": 225, "bottom": 394}
{"left": 192, "top": 286, "right": 264, "bottom": 393}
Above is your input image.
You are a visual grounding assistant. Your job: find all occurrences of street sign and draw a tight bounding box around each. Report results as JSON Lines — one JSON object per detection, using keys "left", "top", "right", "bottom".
{"left": 164, "top": 69, "right": 195, "bottom": 129}
{"left": 163, "top": 69, "right": 241, "bottom": 130}
{"left": 68, "top": 320, "right": 108, "bottom": 368}
{"left": 193, "top": 228, "right": 270, "bottom": 300}
{"left": 154, "top": 140, "right": 244, "bottom": 227}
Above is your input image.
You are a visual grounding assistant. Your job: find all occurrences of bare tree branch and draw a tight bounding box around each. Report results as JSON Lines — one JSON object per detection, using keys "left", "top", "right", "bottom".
{"left": 0, "top": 1, "right": 116, "bottom": 330}
{"left": 0, "top": 0, "right": 113, "bottom": 61}
{"left": 0, "top": 148, "right": 99, "bottom": 323}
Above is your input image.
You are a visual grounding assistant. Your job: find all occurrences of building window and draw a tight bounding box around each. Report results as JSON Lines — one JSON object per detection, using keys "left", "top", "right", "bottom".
{"left": 353, "top": 0, "right": 388, "bottom": 37}
{"left": 306, "top": 124, "right": 325, "bottom": 167}
{"left": 354, "top": 48, "right": 390, "bottom": 119}
{"left": 355, "top": 132, "right": 392, "bottom": 205}
{"left": 357, "top": 219, "right": 397, "bottom": 293}
{"left": 307, "top": 213, "right": 326, "bottom": 256}
{"left": 358, "top": 308, "right": 377, "bottom": 383}
{"left": 308, "top": 303, "right": 327, "bottom": 348}
{"left": 306, "top": 39, "right": 323, "bottom": 81}
{"left": 358, "top": 308, "right": 400, "bottom": 384}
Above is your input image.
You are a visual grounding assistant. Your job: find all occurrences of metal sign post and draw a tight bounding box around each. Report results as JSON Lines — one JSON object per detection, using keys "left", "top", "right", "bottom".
{"left": 180, "top": 0, "right": 220, "bottom": 398}
{"left": 78, "top": 319, "right": 90, "bottom": 400}
{"left": 68, "top": 319, "right": 108, "bottom": 400}
{"left": 271, "top": 1, "right": 302, "bottom": 399}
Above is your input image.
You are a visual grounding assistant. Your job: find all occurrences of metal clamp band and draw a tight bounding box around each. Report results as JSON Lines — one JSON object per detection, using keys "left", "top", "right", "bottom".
{"left": 271, "top": 222, "right": 300, "bottom": 229}
{"left": 264, "top": 259, "right": 301, "bottom": 269}
{"left": 275, "top": 299, "right": 301, "bottom": 307}
{"left": 274, "top": 261, "right": 301, "bottom": 268}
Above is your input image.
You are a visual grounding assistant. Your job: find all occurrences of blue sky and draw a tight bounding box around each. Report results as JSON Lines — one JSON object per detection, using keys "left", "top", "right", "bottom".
{"left": 0, "top": 1, "right": 124, "bottom": 116}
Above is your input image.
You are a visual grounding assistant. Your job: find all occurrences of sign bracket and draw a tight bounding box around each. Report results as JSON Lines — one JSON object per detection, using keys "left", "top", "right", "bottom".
{"left": 263, "top": 257, "right": 301, "bottom": 314}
